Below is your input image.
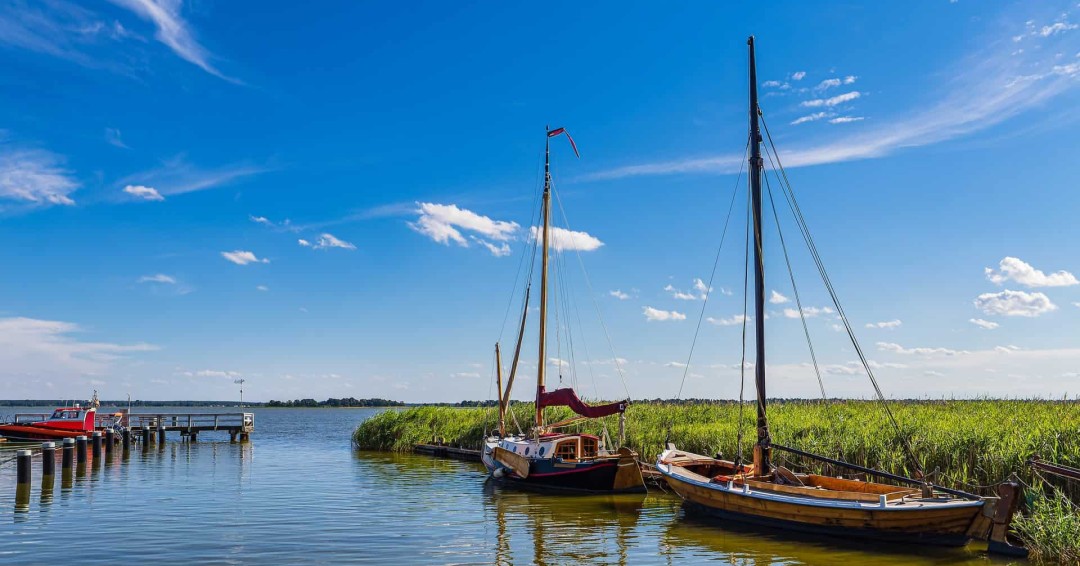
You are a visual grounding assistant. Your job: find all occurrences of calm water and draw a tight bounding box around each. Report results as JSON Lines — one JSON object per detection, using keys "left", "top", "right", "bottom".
{"left": 0, "top": 407, "right": 1022, "bottom": 565}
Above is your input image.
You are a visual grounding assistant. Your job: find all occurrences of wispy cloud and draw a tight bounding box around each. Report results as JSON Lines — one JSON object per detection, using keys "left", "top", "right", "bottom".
{"left": 0, "top": 316, "right": 157, "bottom": 378}
{"left": 587, "top": 11, "right": 1080, "bottom": 181}
{"left": 829, "top": 116, "right": 864, "bottom": 124}
{"left": 801, "top": 91, "right": 861, "bottom": 108}
{"left": 105, "top": 127, "right": 129, "bottom": 148}
{"left": 529, "top": 225, "right": 604, "bottom": 252}
{"left": 221, "top": 250, "right": 269, "bottom": 265}
{"left": 782, "top": 306, "right": 833, "bottom": 318}
{"left": 865, "top": 319, "right": 902, "bottom": 329}
{"left": 138, "top": 273, "right": 175, "bottom": 284}
{"left": 969, "top": 318, "right": 1000, "bottom": 330}
{"left": 665, "top": 278, "right": 710, "bottom": 300}
{"left": 117, "top": 156, "right": 267, "bottom": 197}
{"left": 0, "top": 1, "right": 134, "bottom": 71}
{"left": 609, "top": 290, "right": 630, "bottom": 300}
{"left": 107, "top": 0, "right": 239, "bottom": 83}
{"left": 706, "top": 314, "right": 747, "bottom": 326}
{"left": 769, "top": 290, "right": 790, "bottom": 304}
{"left": 877, "top": 342, "right": 965, "bottom": 356}
{"left": 298, "top": 233, "right": 356, "bottom": 250}
{"left": 409, "top": 202, "right": 519, "bottom": 256}
{"left": 0, "top": 146, "right": 79, "bottom": 210}
{"left": 791, "top": 112, "right": 830, "bottom": 125}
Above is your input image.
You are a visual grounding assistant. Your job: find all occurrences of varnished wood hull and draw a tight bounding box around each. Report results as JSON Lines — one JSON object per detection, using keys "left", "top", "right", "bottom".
{"left": 659, "top": 462, "right": 985, "bottom": 547}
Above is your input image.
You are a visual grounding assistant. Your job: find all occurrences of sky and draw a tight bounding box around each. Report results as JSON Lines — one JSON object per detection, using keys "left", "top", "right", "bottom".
{"left": 0, "top": 1, "right": 1078, "bottom": 403}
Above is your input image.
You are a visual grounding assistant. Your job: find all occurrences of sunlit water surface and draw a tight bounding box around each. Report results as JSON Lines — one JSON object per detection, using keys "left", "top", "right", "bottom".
{"left": 0, "top": 407, "right": 1022, "bottom": 564}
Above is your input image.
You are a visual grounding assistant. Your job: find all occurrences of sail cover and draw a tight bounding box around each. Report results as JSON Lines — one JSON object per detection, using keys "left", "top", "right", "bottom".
{"left": 537, "top": 387, "right": 627, "bottom": 418}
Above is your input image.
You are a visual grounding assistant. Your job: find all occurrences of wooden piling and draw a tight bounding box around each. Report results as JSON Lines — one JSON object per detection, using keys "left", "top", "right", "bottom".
{"left": 141, "top": 426, "right": 151, "bottom": 447}
{"left": 122, "top": 428, "right": 131, "bottom": 452}
{"left": 92, "top": 431, "right": 103, "bottom": 460}
{"left": 105, "top": 429, "right": 115, "bottom": 457}
{"left": 158, "top": 424, "right": 166, "bottom": 445}
{"left": 16, "top": 449, "right": 31, "bottom": 510}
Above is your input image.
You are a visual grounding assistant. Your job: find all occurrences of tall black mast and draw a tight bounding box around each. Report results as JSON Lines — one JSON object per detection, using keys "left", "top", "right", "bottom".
{"left": 748, "top": 36, "right": 771, "bottom": 475}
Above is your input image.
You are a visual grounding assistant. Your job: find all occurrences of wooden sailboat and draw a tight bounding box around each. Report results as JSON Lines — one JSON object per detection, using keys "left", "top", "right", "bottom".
{"left": 656, "top": 37, "right": 1022, "bottom": 550}
{"left": 481, "top": 127, "right": 646, "bottom": 494}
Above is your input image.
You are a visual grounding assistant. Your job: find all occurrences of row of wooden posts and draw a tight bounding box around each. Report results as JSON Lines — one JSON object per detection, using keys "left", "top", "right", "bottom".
{"left": 12, "top": 426, "right": 201, "bottom": 511}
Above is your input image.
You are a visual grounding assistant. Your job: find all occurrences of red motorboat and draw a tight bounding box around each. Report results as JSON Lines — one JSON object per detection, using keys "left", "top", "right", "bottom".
{"left": 0, "top": 405, "right": 99, "bottom": 442}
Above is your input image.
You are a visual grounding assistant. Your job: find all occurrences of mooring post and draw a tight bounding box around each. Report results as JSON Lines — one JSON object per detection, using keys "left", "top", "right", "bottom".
{"left": 92, "top": 431, "right": 103, "bottom": 461}
{"left": 122, "top": 428, "right": 131, "bottom": 452}
{"left": 41, "top": 442, "right": 55, "bottom": 502}
{"left": 105, "top": 429, "right": 115, "bottom": 458}
{"left": 158, "top": 424, "right": 166, "bottom": 445}
{"left": 141, "top": 426, "right": 151, "bottom": 447}
{"left": 230, "top": 431, "right": 237, "bottom": 443}
{"left": 76, "top": 435, "right": 88, "bottom": 465}
{"left": 15, "top": 449, "right": 32, "bottom": 511}
{"left": 61, "top": 438, "right": 74, "bottom": 488}
{"left": 189, "top": 432, "right": 197, "bottom": 442}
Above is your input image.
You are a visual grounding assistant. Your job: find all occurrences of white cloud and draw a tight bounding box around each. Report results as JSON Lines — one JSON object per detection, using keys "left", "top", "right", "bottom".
{"left": 791, "top": 112, "right": 830, "bottom": 125}
{"left": 298, "top": 239, "right": 310, "bottom": 247}
{"left": 609, "top": 290, "right": 630, "bottom": 300}
{"left": 138, "top": 274, "right": 176, "bottom": 284}
{"left": 643, "top": 307, "right": 686, "bottom": 322}
{"left": 782, "top": 306, "right": 833, "bottom": 318}
{"left": 0, "top": 316, "right": 157, "bottom": 378}
{"left": 791, "top": 71, "right": 806, "bottom": 80}
{"left": 865, "top": 319, "right": 902, "bottom": 329}
{"left": 250, "top": 215, "right": 272, "bottom": 226}
{"left": 302, "top": 233, "right": 356, "bottom": 251}
{"left": 123, "top": 184, "right": 164, "bottom": 201}
{"left": 994, "top": 345, "right": 1022, "bottom": 354}
{"left": 256, "top": 285, "right": 269, "bottom": 292}
{"left": 410, "top": 202, "right": 519, "bottom": 253}
{"left": 877, "top": 342, "right": 965, "bottom": 356}
{"left": 843, "top": 75, "right": 857, "bottom": 84}
{"left": 665, "top": 361, "right": 687, "bottom": 368}
{"left": 974, "top": 289, "right": 1057, "bottom": 317}
{"left": 969, "top": 318, "right": 1000, "bottom": 330}
{"left": 769, "top": 290, "right": 789, "bottom": 304}
{"left": 472, "top": 237, "right": 510, "bottom": 257}
{"left": 762, "top": 80, "right": 784, "bottom": 87}
{"left": 105, "top": 128, "right": 128, "bottom": 148}
{"left": 1039, "top": 21, "right": 1078, "bottom": 37}
{"left": 117, "top": 157, "right": 267, "bottom": 197}
{"left": 985, "top": 256, "right": 1078, "bottom": 287}
{"left": 706, "top": 314, "right": 748, "bottom": 326}
{"left": 451, "top": 372, "right": 481, "bottom": 379}
{"left": 193, "top": 369, "right": 241, "bottom": 378}
{"left": 801, "top": 91, "right": 862, "bottom": 108}
{"left": 666, "top": 278, "right": 710, "bottom": 300}
{"left": 0, "top": 147, "right": 79, "bottom": 208}
{"left": 107, "top": 0, "right": 239, "bottom": 83}
{"left": 816, "top": 78, "right": 842, "bottom": 90}
{"left": 221, "top": 250, "right": 269, "bottom": 265}
{"left": 829, "top": 116, "right": 865, "bottom": 124}
{"left": 530, "top": 225, "right": 604, "bottom": 252}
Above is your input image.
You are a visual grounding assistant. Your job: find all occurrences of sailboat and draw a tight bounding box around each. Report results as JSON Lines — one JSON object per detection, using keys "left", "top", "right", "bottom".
{"left": 656, "top": 37, "right": 1022, "bottom": 550}
{"left": 481, "top": 127, "right": 646, "bottom": 494}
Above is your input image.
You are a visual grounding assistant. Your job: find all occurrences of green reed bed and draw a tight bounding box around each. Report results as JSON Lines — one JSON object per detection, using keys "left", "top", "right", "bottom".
{"left": 353, "top": 399, "right": 1080, "bottom": 562}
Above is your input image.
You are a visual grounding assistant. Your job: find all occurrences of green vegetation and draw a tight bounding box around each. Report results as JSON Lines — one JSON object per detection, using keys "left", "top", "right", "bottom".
{"left": 353, "top": 399, "right": 1080, "bottom": 563}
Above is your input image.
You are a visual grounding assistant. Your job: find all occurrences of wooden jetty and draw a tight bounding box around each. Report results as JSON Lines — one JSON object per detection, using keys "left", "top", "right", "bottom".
{"left": 126, "top": 412, "right": 255, "bottom": 442}
{"left": 415, "top": 443, "right": 481, "bottom": 461}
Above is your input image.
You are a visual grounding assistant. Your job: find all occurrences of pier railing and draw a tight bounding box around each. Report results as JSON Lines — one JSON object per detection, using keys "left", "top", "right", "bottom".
{"left": 126, "top": 413, "right": 255, "bottom": 432}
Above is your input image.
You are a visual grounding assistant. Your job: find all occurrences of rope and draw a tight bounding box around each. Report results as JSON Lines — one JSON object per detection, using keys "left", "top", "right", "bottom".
{"left": 760, "top": 114, "right": 924, "bottom": 479}
{"left": 674, "top": 134, "right": 750, "bottom": 401}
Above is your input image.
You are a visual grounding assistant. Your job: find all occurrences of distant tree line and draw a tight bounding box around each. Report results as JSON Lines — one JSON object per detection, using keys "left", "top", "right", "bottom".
{"left": 265, "top": 398, "right": 405, "bottom": 408}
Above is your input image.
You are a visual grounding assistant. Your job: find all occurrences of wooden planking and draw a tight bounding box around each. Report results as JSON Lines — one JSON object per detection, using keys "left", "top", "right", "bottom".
{"left": 494, "top": 447, "right": 530, "bottom": 478}
{"left": 612, "top": 447, "right": 646, "bottom": 492}
{"left": 806, "top": 474, "right": 919, "bottom": 496}
{"left": 733, "top": 478, "right": 913, "bottom": 504}
{"left": 664, "top": 470, "right": 982, "bottom": 536}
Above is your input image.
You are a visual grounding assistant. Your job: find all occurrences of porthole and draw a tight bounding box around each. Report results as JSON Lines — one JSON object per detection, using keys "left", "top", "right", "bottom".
{"left": 524, "top": 447, "right": 530, "bottom": 455}
{"left": 539, "top": 447, "right": 545, "bottom": 456}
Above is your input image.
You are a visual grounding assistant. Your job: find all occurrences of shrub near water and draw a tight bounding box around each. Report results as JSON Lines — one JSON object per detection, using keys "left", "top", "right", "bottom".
{"left": 353, "top": 399, "right": 1080, "bottom": 563}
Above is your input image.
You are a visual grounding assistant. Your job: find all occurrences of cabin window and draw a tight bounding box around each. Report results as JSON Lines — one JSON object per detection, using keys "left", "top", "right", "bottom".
{"left": 538, "top": 447, "right": 545, "bottom": 456}
{"left": 524, "top": 447, "right": 529, "bottom": 455}
{"left": 554, "top": 439, "right": 578, "bottom": 461}
{"left": 581, "top": 437, "right": 598, "bottom": 458}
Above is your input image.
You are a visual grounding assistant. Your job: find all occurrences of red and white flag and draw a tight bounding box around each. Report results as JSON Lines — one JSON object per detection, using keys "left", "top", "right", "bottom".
{"left": 546, "top": 127, "right": 580, "bottom": 158}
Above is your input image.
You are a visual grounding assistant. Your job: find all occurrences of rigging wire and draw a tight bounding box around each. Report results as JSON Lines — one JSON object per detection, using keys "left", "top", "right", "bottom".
{"left": 762, "top": 165, "right": 827, "bottom": 400}
{"left": 674, "top": 134, "right": 751, "bottom": 401}
{"left": 759, "top": 114, "right": 925, "bottom": 478}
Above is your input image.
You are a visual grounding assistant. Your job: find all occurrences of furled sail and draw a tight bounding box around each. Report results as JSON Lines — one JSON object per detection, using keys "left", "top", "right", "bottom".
{"left": 537, "top": 386, "right": 627, "bottom": 418}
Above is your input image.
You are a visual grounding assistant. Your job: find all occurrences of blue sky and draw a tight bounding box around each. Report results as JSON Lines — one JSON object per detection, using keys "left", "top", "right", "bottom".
{"left": 1, "top": 1, "right": 1078, "bottom": 402}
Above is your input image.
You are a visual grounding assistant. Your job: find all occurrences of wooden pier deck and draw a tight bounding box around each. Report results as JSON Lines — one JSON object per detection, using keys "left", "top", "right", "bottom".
{"left": 414, "top": 443, "right": 482, "bottom": 461}
{"left": 127, "top": 413, "right": 255, "bottom": 442}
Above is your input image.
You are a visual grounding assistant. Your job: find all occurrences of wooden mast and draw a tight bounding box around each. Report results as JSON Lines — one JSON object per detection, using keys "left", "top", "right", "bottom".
{"left": 535, "top": 129, "right": 552, "bottom": 431}
{"left": 501, "top": 285, "right": 530, "bottom": 422}
{"left": 748, "top": 36, "right": 771, "bottom": 476}
{"left": 495, "top": 342, "right": 505, "bottom": 437}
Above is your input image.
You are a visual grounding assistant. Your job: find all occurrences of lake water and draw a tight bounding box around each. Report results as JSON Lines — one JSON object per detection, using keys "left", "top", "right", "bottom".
{"left": 0, "top": 407, "right": 1021, "bottom": 564}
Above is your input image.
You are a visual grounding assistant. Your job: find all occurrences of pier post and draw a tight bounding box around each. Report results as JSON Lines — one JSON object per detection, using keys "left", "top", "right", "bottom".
{"left": 62, "top": 438, "right": 74, "bottom": 488}
{"left": 105, "top": 429, "right": 115, "bottom": 457}
{"left": 76, "top": 435, "right": 88, "bottom": 465}
{"left": 122, "top": 428, "right": 131, "bottom": 452}
{"left": 41, "top": 442, "right": 55, "bottom": 502}
{"left": 189, "top": 432, "right": 197, "bottom": 442}
{"left": 92, "top": 431, "right": 103, "bottom": 460}
{"left": 158, "top": 424, "right": 166, "bottom": 445}
{"left": 230, "top": 431, "right": 237, "bottom": 443}
{"left": 16, "top": 449, "right": 32, "bottom": 511}
{"left": 142, "top": 426, "right": 151, "bottom": 447}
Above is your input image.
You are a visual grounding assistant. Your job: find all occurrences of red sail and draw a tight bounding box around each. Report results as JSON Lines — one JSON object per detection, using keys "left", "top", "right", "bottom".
{"left": 537, "top": 386, "right": 627, "bottom": 418}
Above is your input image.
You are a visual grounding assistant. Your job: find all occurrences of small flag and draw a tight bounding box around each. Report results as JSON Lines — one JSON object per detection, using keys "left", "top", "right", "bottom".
{"left": 547, "top": 127, "right": 580, "bottom": 158}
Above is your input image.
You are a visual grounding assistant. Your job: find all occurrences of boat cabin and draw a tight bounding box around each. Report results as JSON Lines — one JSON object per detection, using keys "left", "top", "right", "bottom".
{"left": 499, "top": 433, "right": 603, "bottom": 462}
{"left": 33, "top": 406, "right": 96, "bottom": 432}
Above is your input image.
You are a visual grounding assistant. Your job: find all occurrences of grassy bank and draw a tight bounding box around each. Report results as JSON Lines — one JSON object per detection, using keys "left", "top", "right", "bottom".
{"left": 353, "top": 399, "right": 1080, "bottom": 562}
